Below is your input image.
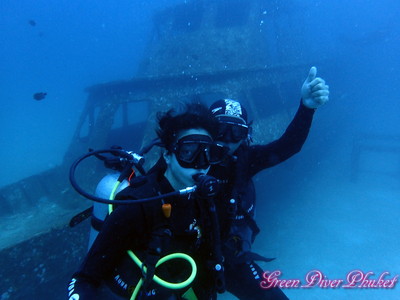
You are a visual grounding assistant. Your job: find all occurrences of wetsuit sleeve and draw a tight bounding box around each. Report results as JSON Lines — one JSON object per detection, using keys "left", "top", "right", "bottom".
{"left": 68, "top": 198, "right": 147, "bottom": 299}
{"left": 248, "top": 101, "right": 315, "bottom": 176}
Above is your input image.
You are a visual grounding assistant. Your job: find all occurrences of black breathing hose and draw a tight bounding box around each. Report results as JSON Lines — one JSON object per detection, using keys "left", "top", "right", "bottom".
{"left": 68, "top": 149, "right": 217, "bottom": 205}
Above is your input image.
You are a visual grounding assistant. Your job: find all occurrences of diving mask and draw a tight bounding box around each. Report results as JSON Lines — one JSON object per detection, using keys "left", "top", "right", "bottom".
{"left": 172, "top": 134, "right": 228, "bottom": 169}
{"left": 216, "top": 118, "right": 249, "bottom": 143}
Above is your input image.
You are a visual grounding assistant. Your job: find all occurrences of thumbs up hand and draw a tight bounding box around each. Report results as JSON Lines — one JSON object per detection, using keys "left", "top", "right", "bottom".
{"left": 301, "top": 66, "right": 330, "bottom": 109}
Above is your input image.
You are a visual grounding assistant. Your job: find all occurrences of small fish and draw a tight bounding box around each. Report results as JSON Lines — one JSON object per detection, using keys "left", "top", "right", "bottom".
{"left": 33, "top": 92, "right": 47, "bottom": 101}
{"left": 28, "top": 20, "right": 36, "bottom": 27}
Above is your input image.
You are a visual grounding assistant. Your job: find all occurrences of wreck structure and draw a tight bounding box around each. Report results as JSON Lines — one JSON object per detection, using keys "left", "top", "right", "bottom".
{"left": 0, "top": 1, "right": 323, "bottom": 298}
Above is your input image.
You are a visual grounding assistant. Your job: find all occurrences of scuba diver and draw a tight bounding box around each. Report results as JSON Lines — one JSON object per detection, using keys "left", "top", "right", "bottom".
{"left": 68, "top": 102, "right": 230, "bottom": 299}
{"left": 208, "top": 66, "right": 329, "bottom": 299}
{"left": 71, "top": 66, "right": 329, "bottom": 299}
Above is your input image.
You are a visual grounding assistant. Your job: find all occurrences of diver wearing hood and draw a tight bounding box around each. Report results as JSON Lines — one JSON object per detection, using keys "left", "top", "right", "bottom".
{"left": 208, "top": 67, "right": 330, "bottom": 299}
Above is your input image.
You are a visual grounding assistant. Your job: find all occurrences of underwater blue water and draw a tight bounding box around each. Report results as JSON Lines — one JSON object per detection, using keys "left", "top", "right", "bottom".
{"left": 1, "top": 0, "right": 399, "bottom": 299}
{"left": 0, "top": 0, "right": 182, "bottom": 187}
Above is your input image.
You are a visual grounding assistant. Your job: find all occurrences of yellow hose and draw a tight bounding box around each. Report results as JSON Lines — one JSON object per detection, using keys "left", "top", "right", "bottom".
{"left": 107, "top": 179, "right": 197, "bottom": 299}
{"left": 108, "top": 180, "right": 121, "bottom": 214}
{"left": 128, "top": 250, "right": 197, "bottom": 300}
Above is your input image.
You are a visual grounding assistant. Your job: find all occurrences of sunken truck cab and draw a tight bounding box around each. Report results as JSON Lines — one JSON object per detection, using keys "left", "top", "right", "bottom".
{"left": 0, "top": 0, "right": 325, "bottom": 298}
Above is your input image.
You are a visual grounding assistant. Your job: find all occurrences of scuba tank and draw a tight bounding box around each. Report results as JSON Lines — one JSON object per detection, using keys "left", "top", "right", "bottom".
{"left": 88, "top": 173, "right": 129, "bottom": 249}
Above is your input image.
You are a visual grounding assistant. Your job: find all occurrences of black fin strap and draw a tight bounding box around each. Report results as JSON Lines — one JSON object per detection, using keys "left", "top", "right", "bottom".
{"left": 69, "top": 206, "right": 93, "bottom": 227}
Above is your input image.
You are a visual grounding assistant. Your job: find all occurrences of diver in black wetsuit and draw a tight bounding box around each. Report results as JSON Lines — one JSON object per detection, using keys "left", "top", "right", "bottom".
{"left": 68, "top": 103, "right": 229, "bottom": 300}
{"left": 208, "top": 67, "right": 330, "bottom": 299}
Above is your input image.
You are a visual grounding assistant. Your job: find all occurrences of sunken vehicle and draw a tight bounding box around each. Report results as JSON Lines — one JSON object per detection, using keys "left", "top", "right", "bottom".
{"left": 0, "top": 0, "right": 325, "bottom": 298}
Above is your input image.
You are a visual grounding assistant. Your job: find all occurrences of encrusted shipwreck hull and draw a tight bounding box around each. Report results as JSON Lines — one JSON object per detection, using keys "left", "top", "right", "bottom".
{"left": 0, "top": 1, "right": 321, "bottom": 298}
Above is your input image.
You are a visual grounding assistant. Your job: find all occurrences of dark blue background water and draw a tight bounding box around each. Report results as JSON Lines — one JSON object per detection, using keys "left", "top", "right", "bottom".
{"left": 1, "top": 0, "right": 399, "bottom": 299}
{"left": 0, "top": 0, "right": 182, "bottom": 186}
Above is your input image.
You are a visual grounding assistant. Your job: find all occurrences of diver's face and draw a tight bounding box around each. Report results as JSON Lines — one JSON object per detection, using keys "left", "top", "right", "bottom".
{"left": 215, "top": 116, "right": 249, "bottom": 155}
{"left": 219, "top": 140, "right": 242, "bottom": 155}
{"left": 164, "top": 128, "right": 211, "bottom": 190}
